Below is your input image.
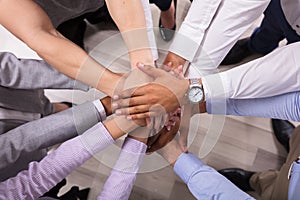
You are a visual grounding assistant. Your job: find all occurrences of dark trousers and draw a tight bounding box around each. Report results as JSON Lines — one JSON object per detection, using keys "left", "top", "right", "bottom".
{"left": 249, "top": 0, "right": 300, "bottom": 54}
{"left": 150, "top": 0, "right": 172, "bottom": 11}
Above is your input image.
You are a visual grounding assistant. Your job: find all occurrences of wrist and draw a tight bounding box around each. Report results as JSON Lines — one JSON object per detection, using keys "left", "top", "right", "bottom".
{"left": 129, "top": 50, "right": 154, "bottom": 69}
{"left": 184, "top": 78, "right": 204, "bottom": 105}
{"left": 98, "top": 71, "right": 122, "bottom": 97}
{"left": 103, "top": 116, "right": 140, "bottom": 140}
{"left": 164, "top": 52, "right": 186, "bottom": 68}
{"left": 100, "top": 96, "right": 112, "bottom": 116}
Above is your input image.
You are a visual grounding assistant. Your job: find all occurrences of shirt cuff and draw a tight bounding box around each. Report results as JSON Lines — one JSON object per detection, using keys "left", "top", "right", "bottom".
{"left": 174, "top": 152, "right": 205, "bottom": 184}
{"left": 80, "top": 122, "right": 114, "bottom": 155}
{"left": 201, "top": 72, "right": 230, "bottom": 100}
{"left": 93, "top": 100, "right": 107, "bottom": 121}
{"left": 112, "top": 137, "right": 147, "bottom": 173}
{"left": 169, "top": 31, "right": 201, "bottom": 62}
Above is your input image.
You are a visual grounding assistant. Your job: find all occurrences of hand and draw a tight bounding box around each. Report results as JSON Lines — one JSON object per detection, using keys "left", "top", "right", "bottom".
{"left": 113, "top": 63, "right": 189, "bottom": 120}
{"left": 146, "top": 104, "right": 195, "bottom": 153}
{"left": 163, "top": 52, "right": 187, "bottom": 72}
{"left": 146, "top": 112, "right": 181, "bottom": 153}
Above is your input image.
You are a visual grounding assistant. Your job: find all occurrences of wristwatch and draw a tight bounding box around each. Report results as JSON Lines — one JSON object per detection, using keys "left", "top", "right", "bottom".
{"left": 187, "top": 78, "right": 204, "bottom": 104}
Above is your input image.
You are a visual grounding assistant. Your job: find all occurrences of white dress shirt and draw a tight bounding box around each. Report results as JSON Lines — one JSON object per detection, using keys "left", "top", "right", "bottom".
{"left": 202, "top": 42, "right": 300, "bottom": 99}
{"left": 168, "top": 0, "right": 300, "bottom": 99}
{"left": 170, "top": 0, "right": 270, "bottom": 69}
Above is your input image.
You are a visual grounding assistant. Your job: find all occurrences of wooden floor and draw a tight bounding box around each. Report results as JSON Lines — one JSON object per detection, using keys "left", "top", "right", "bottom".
{"left": 1, "top": 0, "right": 299, "bottom": 199}
{"left": 45, "top": 1, "right": 300, "bottom": 199}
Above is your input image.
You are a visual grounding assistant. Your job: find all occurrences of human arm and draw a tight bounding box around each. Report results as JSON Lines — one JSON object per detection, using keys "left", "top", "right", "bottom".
{"left": 0, "top": 52, "right": 89, "bottom": 90}
{"left": 0, "top": 0, "right": 120, "bottom": 96}
{"left": 168, "top": 0, "right": 270, "bottom": 70}
{"left": 0, "top": 0, "right": 154, "bottom": 95}
{"left": 114, "top": 42, "right": 300, "bottom": 118}
{"left": 207, "top": 92, "right": 300, "bottom": 122}
{"left": 106, "top": 0, "right": 154, "bottom": 68}
{"left": 156, "top": 139, "right": 254, "bottom": 200}
{"left": 174, "top": 153, "right": 254, "bottom": 200}
{"left": 0, "top": 122, "right": 115, "bottom": 199}
{"left": 0, "top": 110, "right": 146, "bottom": 199}
{"left": 0, "top": 99, "right": 112, "bottom": 170}
{"left": 98, "top": 137, "right": 147, "bottom": 200}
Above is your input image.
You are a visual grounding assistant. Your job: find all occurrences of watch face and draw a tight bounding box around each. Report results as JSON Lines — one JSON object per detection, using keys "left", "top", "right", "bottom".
{"left": 188, "top": 87, "right": 204, "bottom": 103}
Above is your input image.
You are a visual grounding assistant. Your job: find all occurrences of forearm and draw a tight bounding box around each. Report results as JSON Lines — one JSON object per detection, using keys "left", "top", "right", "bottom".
{"left": 206, "top": 92, "right": 300, "bottom": 122}
{"left": 106, "top": 0, "right": 154, "bottom": 68}
{"left": 174, "top": 153, "right": 254, "bottom": 200}
{"left": 98, "top": 137, "right": 147, "bottom": 200}
{"left": 202, "top": 42, "right": 300, "bottom": 99}
{"left": 169, "top": 0, "right": 222, "bottom": 62}
{"left": 0, "top": 122, "right": 114, "bottom": 199}
{"left": 190, "top": 0, "right": 270, "bottom": 69}
{"left": 0, "top": 0, "right": 118, "bottom": 96}
{"left": 0, "top": 52, "right": 88, "bottom": 90}
{"left": 0, "top": 101, "right": 102, "bottom": 169}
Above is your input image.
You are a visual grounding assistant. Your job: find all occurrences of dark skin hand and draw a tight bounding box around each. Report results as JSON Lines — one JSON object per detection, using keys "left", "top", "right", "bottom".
{"left": 146, "top": 118, "right": 180, "bottom": 153}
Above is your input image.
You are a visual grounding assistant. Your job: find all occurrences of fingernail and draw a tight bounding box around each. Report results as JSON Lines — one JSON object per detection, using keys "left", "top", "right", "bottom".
{"left": 112, "top": 103, "right": 118, "bottom": 108}
{"left": 167, "top": 126, "right": 171, "bottom": 131}
{"left": 126, "top": 115, "right": 132, "bottom": 120}
{"left": 113, "top": 95, "right": 119, "bottom": 100}
{"left": 137, "top": 63, "right": 144, "bottom": 68}
{"left": 115, "top": 110, "right": 122, "bottom": 115}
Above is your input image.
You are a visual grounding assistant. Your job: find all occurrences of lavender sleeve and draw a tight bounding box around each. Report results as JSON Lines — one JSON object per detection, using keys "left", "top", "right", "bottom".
{"left": 0, "top": 122, "right": 114, "bottom": 200}
{"left": 98, "top": 137, "right": 147, "bottom": 200}
{"left": 206, "top": 92, "right": 300, "bottom": 122}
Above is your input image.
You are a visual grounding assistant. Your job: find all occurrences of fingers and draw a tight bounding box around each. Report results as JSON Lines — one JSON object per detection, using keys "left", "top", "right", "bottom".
{"left": 160, "top": 62, "right": 172, "bottom": 72}
{"left": 127, "top": 111, "right": 161, "bottom": 120}
{"left": 153, "top": 115, "right": 166, "bottom": 132}
{"left": 115, "top": 104, "right": 150, "bottom": 116}
{"left": 113, "top": 87, "right": 143, "bottom": 100}
{"left": 136, "top": 62, "right": 164, "bottom": 78}
{"left": 147, "top": 129, "right": 177, "bottom": 153}
{"left": 146, "top": 121, "right": 180, "bottom": 153}
{"left": 146, "top": 132, "right": 162, "bottom": 153}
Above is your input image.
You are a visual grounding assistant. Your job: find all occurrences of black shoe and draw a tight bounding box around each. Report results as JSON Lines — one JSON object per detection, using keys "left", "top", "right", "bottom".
{"left": 218, "top": 168, "right": 255, "bottom": 192}
{"left": 159, "top": 0, "right": 177, "bottom": 42}
{"left": 59, "top": 186, "right": 90, "bottom": 200}
{"left": 42, "top": 179, "right": 67, "bottom": 198}
{"left": 271, "top": 119, "right": 295, "bottom": 152}
{"left": 221, "top": 38, "right": 255, "bottom": 65}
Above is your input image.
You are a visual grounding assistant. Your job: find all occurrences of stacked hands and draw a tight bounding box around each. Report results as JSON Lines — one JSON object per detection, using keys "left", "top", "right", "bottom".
{"left": 111, "top": 61, "right": 198, "bottom": 153}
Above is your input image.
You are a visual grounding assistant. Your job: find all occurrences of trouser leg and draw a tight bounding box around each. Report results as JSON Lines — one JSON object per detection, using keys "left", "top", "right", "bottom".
{"left": 250, "top": 126, "right": 300, "bottom": 200}
{"left": 149, "top": 0, "right": 172, "bottom": 11}
{"left": 249, "top": 0, "right": 285, "bottom": 54}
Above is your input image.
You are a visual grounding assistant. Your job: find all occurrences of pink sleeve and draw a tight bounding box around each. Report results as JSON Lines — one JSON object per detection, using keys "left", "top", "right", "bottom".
{"left": 0, "top": 122, "right": 114, "bottom": 199}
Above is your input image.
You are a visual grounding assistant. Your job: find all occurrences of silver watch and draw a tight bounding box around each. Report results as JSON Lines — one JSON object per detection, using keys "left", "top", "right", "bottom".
{"left": 187, "top": 79, "right": 204, "bottom": 104}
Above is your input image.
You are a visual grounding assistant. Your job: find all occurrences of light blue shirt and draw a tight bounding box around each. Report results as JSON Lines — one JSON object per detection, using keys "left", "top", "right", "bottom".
{"left": 207, "top": 92, "right": 300, "bottom": 122}
{"left": 174, "top": 153, "right": 254, "bottom": 200}
{"left": 288, "top": 161, "right": 300, "bottom": 200}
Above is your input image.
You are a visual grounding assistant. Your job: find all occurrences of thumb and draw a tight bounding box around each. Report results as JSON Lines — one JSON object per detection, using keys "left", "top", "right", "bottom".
{"left": 137, "top": 62, "right": 163, "bottom": 78}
